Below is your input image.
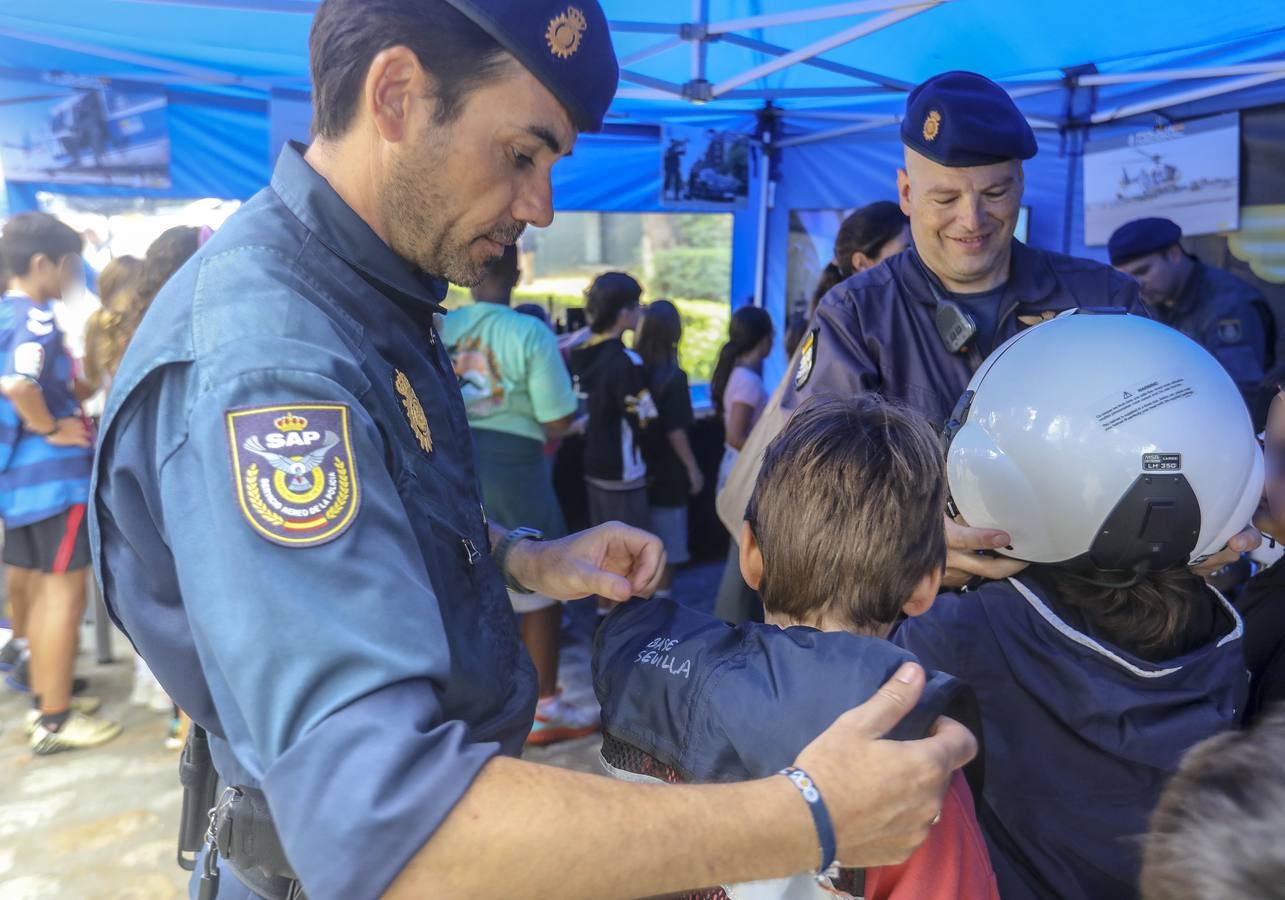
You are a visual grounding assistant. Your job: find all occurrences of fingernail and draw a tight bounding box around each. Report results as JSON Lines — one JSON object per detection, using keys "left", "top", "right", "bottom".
{"left": 991, "top": 534, "right": 1008, "bottom": 548}
{"left": 895, "top": 663, "right": 917, "bottom": 684}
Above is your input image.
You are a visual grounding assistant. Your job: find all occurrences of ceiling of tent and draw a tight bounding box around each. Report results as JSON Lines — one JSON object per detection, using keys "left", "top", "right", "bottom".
{"left": 0, "top": 0, "right": 1282, "bottom": 134}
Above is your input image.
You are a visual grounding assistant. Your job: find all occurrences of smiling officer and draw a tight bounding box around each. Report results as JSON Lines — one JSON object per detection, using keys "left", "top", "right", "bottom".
{"left": 90, "top": 3, "right": 977, "bottom": 899}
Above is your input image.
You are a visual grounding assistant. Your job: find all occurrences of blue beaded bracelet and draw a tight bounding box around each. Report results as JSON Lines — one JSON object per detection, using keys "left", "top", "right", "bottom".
{"left": 779, "top": 766, "right": 838, "bottom": 873}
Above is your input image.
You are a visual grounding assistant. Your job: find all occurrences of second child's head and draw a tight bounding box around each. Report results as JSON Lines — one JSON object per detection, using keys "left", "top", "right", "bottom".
{"left": 585, "top": 271, "right": 643, "bottom": 335}
{"left": 634, "top": 299, "right": 682, "bottom": 369}
{"left": 741, "top": 394, "right": 946, "bottom": 636}
{"left": 0, "top": 212, "right": 84, "bottom": 302}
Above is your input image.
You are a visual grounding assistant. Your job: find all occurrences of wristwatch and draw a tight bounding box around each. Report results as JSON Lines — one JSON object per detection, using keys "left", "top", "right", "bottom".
{"left": 494, "top": 527, "right": 543, "bottom": 594}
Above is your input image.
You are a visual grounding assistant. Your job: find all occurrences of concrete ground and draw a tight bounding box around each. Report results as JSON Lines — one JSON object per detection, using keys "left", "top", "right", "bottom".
{"left": 0, "top": 560, "right": 726, "bottom": 899}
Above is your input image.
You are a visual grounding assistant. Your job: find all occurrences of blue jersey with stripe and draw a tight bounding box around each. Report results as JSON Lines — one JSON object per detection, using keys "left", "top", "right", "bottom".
{"left": 0, "top": 292, "right": 92, "bottom": 527}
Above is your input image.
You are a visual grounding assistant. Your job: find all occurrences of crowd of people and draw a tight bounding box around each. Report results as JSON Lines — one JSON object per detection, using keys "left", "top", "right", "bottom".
{"left": 2, "top": 1, "right": 1284, "bottom": 896}
{"left": 0, "top": 213, "right": 204, "bottom": 753}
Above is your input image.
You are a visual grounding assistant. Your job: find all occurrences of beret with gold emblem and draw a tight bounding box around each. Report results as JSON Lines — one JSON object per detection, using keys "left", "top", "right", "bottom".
{"left": 441, "top": 0, "right": 619, "bottom": 133}
{"left": 900, "top": 70, "right": 1037, "bottom": 167}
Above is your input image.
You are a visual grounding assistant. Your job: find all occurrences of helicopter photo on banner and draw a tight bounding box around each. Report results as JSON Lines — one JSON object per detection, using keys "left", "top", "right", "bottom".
{"left": 0, "top": 77, "right": 171, "bottom": 189}
{"left": 659, "top": 124, "right": 751, "bottom": 210}
{"left": 1083, "top": 112, "right": 1239, "bottom": 246}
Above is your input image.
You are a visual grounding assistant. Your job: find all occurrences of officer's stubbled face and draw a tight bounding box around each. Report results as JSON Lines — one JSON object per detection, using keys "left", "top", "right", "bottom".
{"left": 897, "top": 150, "right": 1023, "bottom": 294}
{"left": 378, "top": 54, "right": 577, "bottom": 287}
{"left": 1114, "top": 245, "right": 1184, "bottom": 307}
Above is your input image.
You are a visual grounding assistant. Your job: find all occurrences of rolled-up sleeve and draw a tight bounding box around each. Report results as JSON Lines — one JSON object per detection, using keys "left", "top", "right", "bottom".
{"left": 158, "top": 366, "right": 497, "bottom": 898}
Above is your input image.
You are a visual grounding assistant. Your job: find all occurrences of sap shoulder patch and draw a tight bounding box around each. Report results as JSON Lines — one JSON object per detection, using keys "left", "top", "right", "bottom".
{"left": 226, "top": 404, "right": 360, "bottom": 547}
{"left": 795, "top": 330, "right": 818, "bottom": 391}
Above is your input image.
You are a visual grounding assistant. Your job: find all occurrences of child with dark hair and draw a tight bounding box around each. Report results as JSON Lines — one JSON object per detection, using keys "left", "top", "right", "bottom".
{"left": 568, "top": 271, "right": 655, "bottom": 533}
{"left": 810, "top": 201, "right": 910, "bottom": 313}
{"left": 594, "top": 394, "right": 997, "bottom": 900}
{"left": 634, "top": 299, "right": 702, "bottom": 599}
{"left": 1141, "top": 705, "right": 1285, "bottom": 900}
{"left": 0, "top": 212, "right": 120, "bottom": 753}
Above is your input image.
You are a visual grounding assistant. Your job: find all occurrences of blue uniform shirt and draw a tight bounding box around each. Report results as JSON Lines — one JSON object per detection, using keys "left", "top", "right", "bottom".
{"left": 90, "top": 143, "right": 535, "bottom": 898}
{"left": 785, "top": 242, "right": 1145, "bottom": 426}
{"left": 0, "top": 292, "right": 92, "bottom": 526}
{"left": 1155, "top": 258, "right": 1269, "bottom": 408}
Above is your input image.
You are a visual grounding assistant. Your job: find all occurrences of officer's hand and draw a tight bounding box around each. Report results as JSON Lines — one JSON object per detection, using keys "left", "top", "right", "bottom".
{"left": 1190, "top": 525, "right": 1261, "bottom": 579}
{"left": 46, "top": 417, "right": 92, "bottom": 448}
{"left": 793, "top": 662, "right": 977, "bottom": 868}
{"left": 507, "top": 522, "right": 666, "bottom": 603}
{"left": 942, "top": 516, "right": 1027, "bottom": 589}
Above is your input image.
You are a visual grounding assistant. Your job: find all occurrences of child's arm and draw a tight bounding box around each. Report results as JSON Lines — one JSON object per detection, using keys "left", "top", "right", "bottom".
{"left": 863, "top": 771, "right": 999, "bottom": 900}
{"left": 666, "top": 428, "right": 704, "bottom": 496}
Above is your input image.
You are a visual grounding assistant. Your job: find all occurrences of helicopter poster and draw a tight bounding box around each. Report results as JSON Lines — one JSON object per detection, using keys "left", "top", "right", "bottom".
{"left": 0, "top": 80, "right": 170, "bottom": 188}
{"left": 1083, "top": 112, "right": 1239, "bottom": 246}
{"left": 660, "top": 124, "right": 751, "bottom": 209}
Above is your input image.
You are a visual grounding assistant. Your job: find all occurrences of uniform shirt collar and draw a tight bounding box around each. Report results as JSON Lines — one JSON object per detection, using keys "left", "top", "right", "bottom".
{"left": 270, "top": 141, "right": 448, "bottom": 316}
{"left": 907, "top": 239, "right": 1058, "bottom": 308}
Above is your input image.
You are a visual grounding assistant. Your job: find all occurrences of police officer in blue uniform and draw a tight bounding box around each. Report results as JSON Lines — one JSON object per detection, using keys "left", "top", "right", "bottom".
{"left": 781, "top": 70, "right": 1257, "bottom": 589}
{"left": 90, "top": 3, "right": 976, "bottom": 898}
{"left": 1108, "top": 216, "right": 1274, "bottom": 418}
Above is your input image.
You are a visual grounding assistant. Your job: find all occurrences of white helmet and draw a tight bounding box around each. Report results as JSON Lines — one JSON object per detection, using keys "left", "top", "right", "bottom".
{"left": 944, "top": 309, "right": 1263, "bottom": 572}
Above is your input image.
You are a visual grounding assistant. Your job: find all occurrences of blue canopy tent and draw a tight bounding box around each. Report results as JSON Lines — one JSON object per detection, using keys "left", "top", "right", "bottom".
{"left": 1, "top": 0, "right": 1284, "bottom": 379}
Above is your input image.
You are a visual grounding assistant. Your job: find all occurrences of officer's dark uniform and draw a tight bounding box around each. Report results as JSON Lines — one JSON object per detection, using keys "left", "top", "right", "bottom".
{"left": 88, "top": 3, "right": 617, "bottom": 898}
{"left": 1108, "top": 217, "right": 1272, "bottom": 414}
{"left": 784, "top": 72, "right": 1145, "bottom": 427}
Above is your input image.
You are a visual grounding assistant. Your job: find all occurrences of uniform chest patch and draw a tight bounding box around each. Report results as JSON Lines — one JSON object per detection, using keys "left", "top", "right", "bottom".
{"left": 795, "top": 330, "right": 818, "bottom": 391}
{"left": 226, "top": 404, "right": 360, "bottom": 547}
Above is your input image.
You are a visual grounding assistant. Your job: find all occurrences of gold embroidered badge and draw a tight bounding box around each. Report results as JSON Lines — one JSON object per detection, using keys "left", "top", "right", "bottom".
{"left": 546, "top": 6, "right": 587, "bottom": 59}
{"left": 394, "top": 369, "right": 433, "bottom": 454}
{"left": 923, "top": 109, "right": 942, "bottom": 142}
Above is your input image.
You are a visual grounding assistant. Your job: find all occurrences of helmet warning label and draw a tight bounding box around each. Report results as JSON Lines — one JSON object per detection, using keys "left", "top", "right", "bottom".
{"left": 1095, "top": 376, "right": 1194, "bottom": 432}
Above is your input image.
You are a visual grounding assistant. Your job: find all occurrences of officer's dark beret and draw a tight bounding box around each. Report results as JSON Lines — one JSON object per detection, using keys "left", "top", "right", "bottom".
{"left": 1107, "top": 217, "right": 1183, "bottom": 265}
{"left": 441, "top": 0, "right": 618, "bottom": 133}
{"left": 901, "top": 71, "right": 1038, "bottom": 167}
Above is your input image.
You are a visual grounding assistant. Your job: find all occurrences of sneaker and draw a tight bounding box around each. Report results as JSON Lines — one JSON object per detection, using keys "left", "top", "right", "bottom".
{"left": 23, "top": 696, "right": 104, "bottom": 735}
{"left": 5, "top": 657, "right": 88, "bottom": 695}
{"left": 0, "top": 638, "right": 24, "bottom": 671}
{"left": 30, "top": 710, "right": 122, "bottom": 755}
{"left": 526, "top": 692, "right": 600, "bottom": 747}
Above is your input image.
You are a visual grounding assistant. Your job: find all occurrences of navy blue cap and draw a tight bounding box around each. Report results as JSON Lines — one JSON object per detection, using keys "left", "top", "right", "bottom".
{"left": 442, "top": 1, "right": 618, "bottom": 132}
{"left": 901, "top": 70, "right": 1037, "bottom": 167}
{"left": 1108, "top": 217, "right": 1183, "bottom": 265}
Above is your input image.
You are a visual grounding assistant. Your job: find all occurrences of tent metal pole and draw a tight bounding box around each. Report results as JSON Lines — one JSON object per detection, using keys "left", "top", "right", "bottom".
{"left": 1080, "top": 62, "right": 1285, "bottom": 86}
{"left": 620, "top": 38, "right": 685, "bottom": 68}
{"left": 122, "top": 0, "right": 316, "bottom": 11}
{"left": 708, "top": 0, "right": 940, "bottom": 35}
{"left": 692, "top": 0, "right": 709, "bottom": 83}
{"left": 615, "top": 88, "right": 684, "bottom": 101}
{"left": 710, "top": 3, "right": 940, "bottom": 98}
{"left": 611, "top": 21, "right": 685, "bottom": 35}
{"left": 782, "top": 111, "right": 899, "bottom": 122}
{"left": 619, "top": 71, "right": 687, "bottom": 95}
{"left": 0, "top": 24, "right": 268, "bottom": 88}
{"left": 777, "top": 117, "right": 901, "bottom": 148}
{"left": 718, "top": 33, "right": 915, "bottom": 90}
{"left": 1091, "top": 71, "right": 1285, "bottom": 123}
{"left": 753, "top": 151, "right": 772, "bottom": 308}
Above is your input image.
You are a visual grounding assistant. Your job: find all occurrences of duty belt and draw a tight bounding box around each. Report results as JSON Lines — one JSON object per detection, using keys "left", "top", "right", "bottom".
{"left": 178, "top": 725, "right": 304, "bottom": 900}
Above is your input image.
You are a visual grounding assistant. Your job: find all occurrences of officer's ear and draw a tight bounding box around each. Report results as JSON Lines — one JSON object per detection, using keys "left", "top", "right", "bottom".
{"left": 1165, "top": 243, "right": 1185, "bottom": 265}
{"left": 896, "top": 167, "right": 912, "bottom": 217}
{"left": 365, "top": 44, "right": 427, "bottom": 144}
{"left": 850, "top": 250, "right": 876, "bottom": 273}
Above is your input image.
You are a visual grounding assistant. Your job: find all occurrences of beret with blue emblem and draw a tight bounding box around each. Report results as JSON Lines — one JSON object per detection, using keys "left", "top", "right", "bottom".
{"left": 901, "top": 70, "right": 1038, "bottom": 167}
{"left": 1107, "top": 217, "right": 1183, "bottom": 266}
{"left": 441, "top": 0, "right": 618, "bottom": 132}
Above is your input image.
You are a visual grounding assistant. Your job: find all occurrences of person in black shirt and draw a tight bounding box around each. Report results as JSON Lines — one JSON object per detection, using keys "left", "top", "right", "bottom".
{"left": 568, "top": 272, "right": 654, "bottom": 533}
{"left": 634, "top": 299, "right": 702, "bottom": 598}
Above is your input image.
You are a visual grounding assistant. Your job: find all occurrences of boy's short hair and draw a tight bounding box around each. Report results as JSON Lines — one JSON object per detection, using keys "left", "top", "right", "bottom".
{"left": 746, "top": 394, "right": 946, "bottom": 630}
{"left": 1141, "top": 705, "right": 1285, "bottom": 900}
{"left": 1, "top": 212, "right": 83, "bottom": 278}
